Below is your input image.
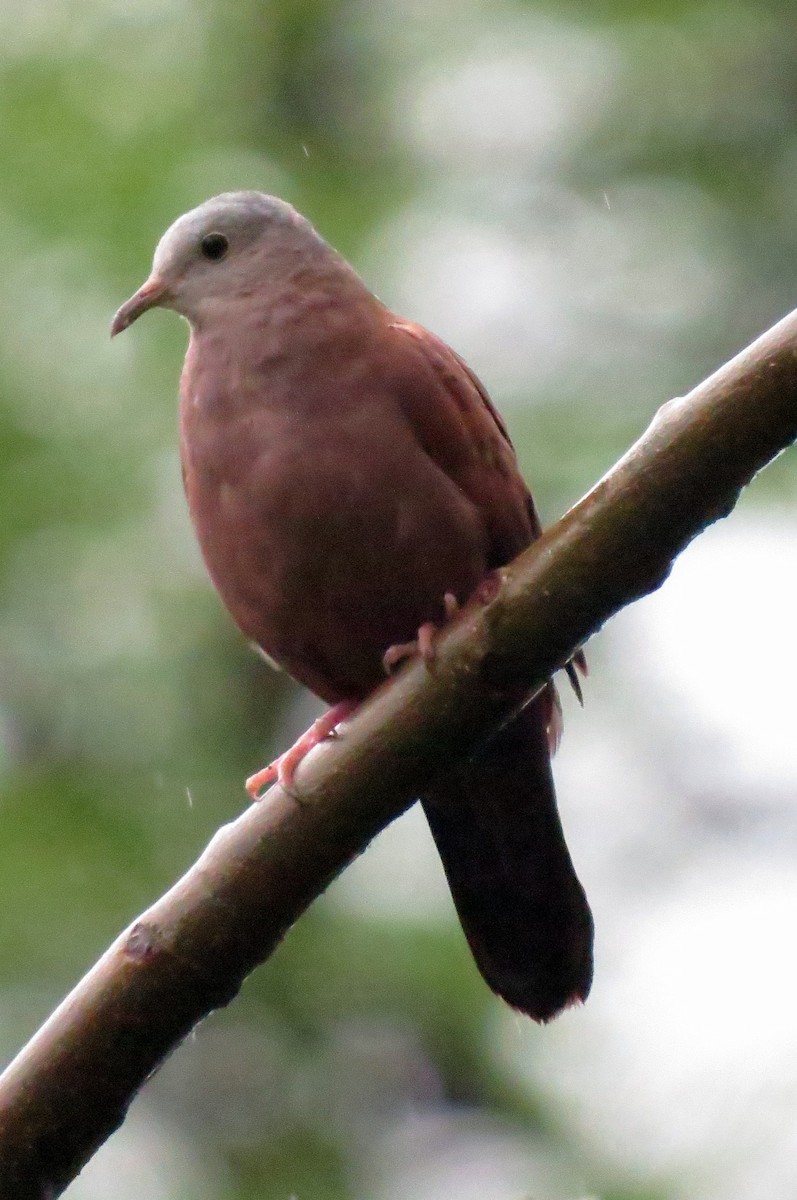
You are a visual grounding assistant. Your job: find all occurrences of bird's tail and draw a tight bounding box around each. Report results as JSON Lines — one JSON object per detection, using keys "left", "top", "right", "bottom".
{"left": 419, "top": 692, "right": 593, "bottom": 1022}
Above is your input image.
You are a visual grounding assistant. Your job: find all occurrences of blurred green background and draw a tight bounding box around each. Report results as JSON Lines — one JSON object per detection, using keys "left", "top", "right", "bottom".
{"left": 2, "top": 1, "right": 797, "bottom": 1197}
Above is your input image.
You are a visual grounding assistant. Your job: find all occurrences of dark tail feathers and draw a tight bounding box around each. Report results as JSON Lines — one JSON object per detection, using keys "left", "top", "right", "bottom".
{"left": 420, "top": 695, "right": 593, "bottom": 1022}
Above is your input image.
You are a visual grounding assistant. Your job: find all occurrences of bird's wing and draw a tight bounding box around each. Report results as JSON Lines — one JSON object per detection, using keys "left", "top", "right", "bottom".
{"left": 390, "top": 319, "right": 542, "bottom": 563}
{"left": 392, "top": 318, "right": 586, "bottom": 704}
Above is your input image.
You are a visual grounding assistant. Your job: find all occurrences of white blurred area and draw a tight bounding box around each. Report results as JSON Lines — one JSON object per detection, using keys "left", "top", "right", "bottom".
{"left": 72, "top": 1103, "right": 229, "bottom": 1199}
{"left": 526, "top": 513, "right": 797, "bottom": 1200}
{"left": 334, "top": 512, "right": 797, "bottom": 1200}
{"left": 365, "top": 1110, "right": 584, "bottom": 1200}
{"left": 362, "top": 7, "right": 738, "bottom": 402}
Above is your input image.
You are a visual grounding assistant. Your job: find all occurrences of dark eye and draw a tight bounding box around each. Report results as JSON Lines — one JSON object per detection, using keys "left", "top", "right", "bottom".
{"left": 200, "top": 232, "right": 229, "bottom": 261}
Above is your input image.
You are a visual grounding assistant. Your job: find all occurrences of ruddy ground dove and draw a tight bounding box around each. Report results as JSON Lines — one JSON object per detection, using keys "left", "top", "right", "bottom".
{"left": 112, "top": 192, "right": 593, "bottom": 1021}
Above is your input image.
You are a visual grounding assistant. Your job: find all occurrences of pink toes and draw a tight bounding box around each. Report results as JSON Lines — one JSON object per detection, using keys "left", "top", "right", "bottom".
{"left": 382, "top": 592, "right": 460, "bottom": 675}
{"left": 246, "top": 699, "right": 358, "bottom": 799}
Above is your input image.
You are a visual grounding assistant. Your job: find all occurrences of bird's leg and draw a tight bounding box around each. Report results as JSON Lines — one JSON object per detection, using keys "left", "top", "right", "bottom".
{"left": 382, "top": 592, "right": 459, "bottom": 674}
{"left": 245, "top": 698, "right": 358, "bottom": 800}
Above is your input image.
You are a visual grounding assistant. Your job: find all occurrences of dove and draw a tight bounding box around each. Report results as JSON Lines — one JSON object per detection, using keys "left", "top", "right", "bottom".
{"left": 112, "top": 191, "right": 592, "bottom": 1021}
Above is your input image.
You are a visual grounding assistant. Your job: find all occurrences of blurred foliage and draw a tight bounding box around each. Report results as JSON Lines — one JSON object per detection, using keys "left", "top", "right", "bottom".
{"left": 1, "top": 1, "right": 796, "bottom": 1198}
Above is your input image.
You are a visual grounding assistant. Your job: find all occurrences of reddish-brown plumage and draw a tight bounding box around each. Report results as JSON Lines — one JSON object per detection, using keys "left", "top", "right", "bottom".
{"left": 113, "top": 192, "right": 593, "bottom": 1021}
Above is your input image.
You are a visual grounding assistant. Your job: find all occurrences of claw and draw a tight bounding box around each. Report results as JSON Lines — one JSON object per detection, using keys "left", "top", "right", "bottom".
{"left": 382, "top": 592, "right": 460, "bottom": 675}
{"left": 246, "top": 699, "right": 358, "bottom": 799}
{"left": 382, "top": 637, "right": 421, "bottom": 674}
{"left": 565, "top": 649, "right": 588, "bottom": 706}
{"left": 442, "top": 591, "right": 459, "bottom": 620}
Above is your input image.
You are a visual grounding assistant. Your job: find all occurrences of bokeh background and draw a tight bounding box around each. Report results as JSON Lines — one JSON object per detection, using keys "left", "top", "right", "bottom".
{"left": 2, "top": 1, "right": 797, "bottom": 1197}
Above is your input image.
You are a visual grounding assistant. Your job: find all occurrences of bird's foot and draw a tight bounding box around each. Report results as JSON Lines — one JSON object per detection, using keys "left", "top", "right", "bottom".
{"left": 245, "top": 699, "right": 358, "bottom": 800}
{"left": 382, "top": 592, "right": 459, "bottom": 674}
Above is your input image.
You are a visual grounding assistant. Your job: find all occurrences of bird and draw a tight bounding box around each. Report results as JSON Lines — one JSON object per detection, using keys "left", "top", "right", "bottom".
{"left": 112, "top": 191, "right": 593, "bottom": 1021}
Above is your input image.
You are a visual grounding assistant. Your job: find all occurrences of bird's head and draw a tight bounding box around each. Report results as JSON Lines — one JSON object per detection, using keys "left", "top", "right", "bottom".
{"left": 111, "top": 191, "right": 321, "bottom": 335}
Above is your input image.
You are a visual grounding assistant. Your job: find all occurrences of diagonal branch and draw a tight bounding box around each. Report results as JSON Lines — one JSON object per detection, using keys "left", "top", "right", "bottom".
{"left": 2, "top": 309, "right": 797, "bottom": 1197}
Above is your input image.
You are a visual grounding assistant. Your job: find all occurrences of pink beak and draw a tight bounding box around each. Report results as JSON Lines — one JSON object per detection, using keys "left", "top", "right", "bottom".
{"left": 111, "top": 276, "right": 169, "bottom": 337}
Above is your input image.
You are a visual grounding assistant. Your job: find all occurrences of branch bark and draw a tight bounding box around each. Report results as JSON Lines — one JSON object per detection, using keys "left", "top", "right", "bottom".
{"left": 3, "top": 310, "right": 797, "bottom": 1196}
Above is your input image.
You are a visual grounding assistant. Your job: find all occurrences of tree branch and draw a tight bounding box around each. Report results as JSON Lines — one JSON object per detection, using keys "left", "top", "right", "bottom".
{"left": 2, "top": 310, "right": 797, "bottom": 1197}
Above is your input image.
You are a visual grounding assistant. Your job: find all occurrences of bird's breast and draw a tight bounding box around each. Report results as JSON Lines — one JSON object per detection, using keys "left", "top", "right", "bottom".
{"left": 180, "top": 399, "right": 489, "bottom": 701}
